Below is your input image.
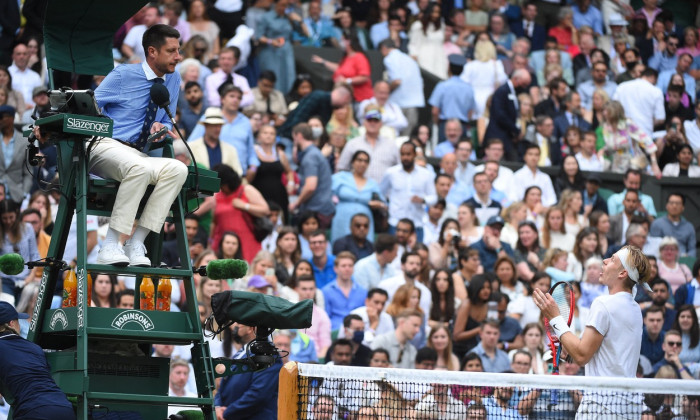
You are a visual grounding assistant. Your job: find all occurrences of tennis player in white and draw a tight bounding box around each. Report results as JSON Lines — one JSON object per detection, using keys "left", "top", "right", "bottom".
{"left": 533, "top": 245, "right": 652, "bottom": 419}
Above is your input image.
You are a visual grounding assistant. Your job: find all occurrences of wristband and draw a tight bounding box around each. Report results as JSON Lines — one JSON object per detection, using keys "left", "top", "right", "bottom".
{"left": 549, "top": 315, "right": 572, "bottom": 340}
{"left": 245, "top": 203, "right": 251, "bottom": 211}
{"left": 678, "top": 366, "right": 687, "bottom": 373}
{"left": 504, "top": 342, "right": 509, "bottom": 351}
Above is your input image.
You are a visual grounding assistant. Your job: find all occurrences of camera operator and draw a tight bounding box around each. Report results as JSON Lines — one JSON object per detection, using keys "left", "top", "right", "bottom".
{"left": 214, "top": 322, "right": 282, "bottom": 420}
{"left": 655, "top": 116, "right": 688, "bottom": 171}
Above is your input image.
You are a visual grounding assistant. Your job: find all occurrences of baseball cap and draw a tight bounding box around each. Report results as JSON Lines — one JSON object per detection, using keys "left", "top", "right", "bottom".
{"left": 0, "top": 105, "right": 16, "bottom": 118}
{"left": 448, "top": 54, "right": 467, "bottom": 67}
{"left": 247, "top": 275, "right": 271, "bottom": 289}
{"left": 586, "top": 173, "right": 602, "bottom": 184}
{"left": 364, "top": 109, "right": 382, "bottom": 121}
{"left": 32, "top": 86, "right": 47, "bottom": 97}
{"left": 0, "top": 301, "right": 29, "bottom": 324}
{"left": 486, "top": 215, "right": 505, "bottom": 227}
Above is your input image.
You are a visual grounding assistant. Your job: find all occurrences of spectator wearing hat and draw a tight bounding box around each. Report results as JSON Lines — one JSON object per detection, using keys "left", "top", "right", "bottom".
{"left": 378, "top": 39, "right": 424, "bottom": 135}
{"left": 357, "top": 81, "right": 408, "bottom": 139}
{"left": 188, "top": 84, "right": 257, "bottom": 178}
{"left": 471, "top": 216, "right": 515, "bottom": 272}
{"left": 188, "top": 107, "right": 242, "bottom": 174}
{"left": 336, "top": 107, "right": 399, "bottom": 184}
{"left": 0, "top": 301, "right": 76, "bottom": 419}
{"left": 247, "top": 274, "right": 273, "bottom": 294}
{"left": 428, "top": 54, "right": 476, "bottom": 142}
{"left": 0, "top": 105, "right": 32, "bottom": 203}
{"left": 21, "top": 86, "right": 50, "bottom": 126}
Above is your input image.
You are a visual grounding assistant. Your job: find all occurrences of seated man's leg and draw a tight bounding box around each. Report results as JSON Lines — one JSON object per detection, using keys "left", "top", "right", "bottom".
{"left": 88, "top": 139, "right": 185, "bottom": 265}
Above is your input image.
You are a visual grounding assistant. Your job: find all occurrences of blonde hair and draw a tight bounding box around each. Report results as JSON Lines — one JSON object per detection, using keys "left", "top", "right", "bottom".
{"left": 0, "top": 322, "right": 18, "bottom": 335}
{"left": 327, "top": 103, "right": 357, "bottom": 129}
{"left": 619, "top": 244, "right": 651, "bottom": 288}
{"left": 474, "top": 40, "right": 497, "bottom": 62}
{"left": 541, "top": 206, "right": 566, "bottom": 248}
{"left": 543, "top": 247, "right": 568, "bottom": 268}
{"left": 386, "top": 284, "right": 423, "bottom": 318}
{"left": 604, "top": 100, "right": 626, "bottom": 126}
{"left": 501, "top": 201, "right": 526, "bottom": 222}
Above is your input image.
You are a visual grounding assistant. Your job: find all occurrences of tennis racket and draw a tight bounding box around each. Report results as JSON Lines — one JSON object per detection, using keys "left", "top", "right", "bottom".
{"left": 543, "top": 281, "right": 575, "bottom": 375}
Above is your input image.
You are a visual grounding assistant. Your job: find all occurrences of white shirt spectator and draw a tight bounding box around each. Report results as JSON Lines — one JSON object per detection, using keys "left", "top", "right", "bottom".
{"left": 357, "top": 98, "right": 408, "bottom": 137}
{"left": 613, "top": 78, "right": 665, "bottom": 136}
{"left": 684, "top": 118, "right": 700, "bottom": 154}
{"left": 512, "top": 166, "right": 557, "bottom": 206}
{"left": 8, "top": 64, "right": 41, "bottom": 108}
{"left": 122, "top": 24, "right": 148, "bottom": 62}
{"left": 63, "top": 214, "right": 100, "bottom": 264}
{"left": 383, "top": 49, "right": 425, "bottom": 108}
{"left": 474, "top": 163, "right": 516, "bottom": 202}
{"left": 380, "top": 164, "right": 437, "bottom": 229}
{"left": 575, "top": 152, "right": 604, "bottom": 171}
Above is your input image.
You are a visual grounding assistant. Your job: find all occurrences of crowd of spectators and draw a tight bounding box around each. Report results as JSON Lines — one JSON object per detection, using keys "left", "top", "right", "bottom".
{"left": 1, "top": 0, "right": 700, "bottom": 418}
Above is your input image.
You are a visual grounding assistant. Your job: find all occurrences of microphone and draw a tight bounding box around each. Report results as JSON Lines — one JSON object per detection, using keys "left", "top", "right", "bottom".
{"left": 0, "top": 254, "right": 25, "bottom": 275}
{"left": 194, "top": 259, "right": 248, "bottom": 280}
{"left": 150, "top": 83, "right": 172, "bottom": 119}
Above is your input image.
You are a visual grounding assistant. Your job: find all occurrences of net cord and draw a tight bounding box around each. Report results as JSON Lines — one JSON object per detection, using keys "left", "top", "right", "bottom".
{"left": 296, "top": 363, "right": 700, "bottom": 395}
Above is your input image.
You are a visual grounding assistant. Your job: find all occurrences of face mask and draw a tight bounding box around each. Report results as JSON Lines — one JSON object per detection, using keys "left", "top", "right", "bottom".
{"left": 352, "top": 330, "right": 364, "bottom": 344}
{"left": 311, "top": 126, "right": 323, "bottom": 139}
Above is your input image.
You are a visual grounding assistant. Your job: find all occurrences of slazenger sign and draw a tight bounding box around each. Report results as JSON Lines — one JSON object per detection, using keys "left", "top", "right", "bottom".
{"left": 111, "top": 310, "right": 155, "bottom": 331}
{"left": 66, "top": 117, "right": 110, "bottom": 133}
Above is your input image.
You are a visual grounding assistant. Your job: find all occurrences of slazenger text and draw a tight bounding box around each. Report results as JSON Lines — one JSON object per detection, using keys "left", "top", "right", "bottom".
{"left": 66, "top": 118, "right": 109, "bottom": 133}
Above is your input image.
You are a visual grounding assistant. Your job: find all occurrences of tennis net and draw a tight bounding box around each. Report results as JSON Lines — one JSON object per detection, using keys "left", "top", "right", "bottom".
{"left": 279, "top": 362, "right": 700, "bottom": 420}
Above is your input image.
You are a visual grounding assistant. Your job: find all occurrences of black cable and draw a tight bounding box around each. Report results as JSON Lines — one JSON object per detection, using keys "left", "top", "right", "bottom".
{"left": 161, "top": 115, "right": 201, "bottom": 215}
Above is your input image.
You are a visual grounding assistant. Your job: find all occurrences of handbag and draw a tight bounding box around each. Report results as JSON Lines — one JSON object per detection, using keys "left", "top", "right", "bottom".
{"left": 237, "top": 187, "right": 274, "bottom": 242}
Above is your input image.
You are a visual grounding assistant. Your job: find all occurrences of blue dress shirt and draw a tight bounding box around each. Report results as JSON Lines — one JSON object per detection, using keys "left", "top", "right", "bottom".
{"left": 322, "top": 280, "right": 368, "bottom": 330}
{"left": 95, "top": 62, "right": 180, "bottom": 143}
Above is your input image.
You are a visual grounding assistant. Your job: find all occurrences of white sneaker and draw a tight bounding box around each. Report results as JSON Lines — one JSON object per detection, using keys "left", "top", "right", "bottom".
{"left": 96, "top": 245, "right": 130, "bottom": 266}
{"left": 123, "top": 240, "right": 152, "bottom": 267}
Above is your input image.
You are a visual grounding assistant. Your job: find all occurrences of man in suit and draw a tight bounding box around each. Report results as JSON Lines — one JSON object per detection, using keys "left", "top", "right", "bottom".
{"left": 0, "top": 105, "right": 32, "bottom": 203}
{"left": 510, "top": 2, "right": 546, "bottom": 51}
{"left": 553, "top": 91, "right": 590, "bottom": 143}
{"left": 214, "top": 323, "right": 282, "bottom": 420}
{"left": 609, "top": 189, "right": 644, "bottom": 246}
{"left": 483, "top": 69, "right": 532, "bottom": 162}
{"left": 187, "top": 107, "right": 243, "bottom": 173}
{"left": 530, "top": 115, "right": 562, "bottom": 166}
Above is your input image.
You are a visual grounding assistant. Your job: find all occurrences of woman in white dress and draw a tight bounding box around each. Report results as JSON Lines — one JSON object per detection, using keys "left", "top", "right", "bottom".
{"left": 408, "top": 3, "right": 447, "bottom": 79}
{"left": 461, "top": 38, "right": 506, "bottom": 118}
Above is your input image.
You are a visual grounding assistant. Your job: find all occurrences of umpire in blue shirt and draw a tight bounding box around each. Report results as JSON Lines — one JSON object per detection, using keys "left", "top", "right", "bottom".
{"left": 0, "top": 302, "right": 75, "bottom": 420}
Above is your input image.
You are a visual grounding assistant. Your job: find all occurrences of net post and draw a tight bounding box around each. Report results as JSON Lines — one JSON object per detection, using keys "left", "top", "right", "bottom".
{"left": 278, "top": 361, "right": 300, "bottom": 420}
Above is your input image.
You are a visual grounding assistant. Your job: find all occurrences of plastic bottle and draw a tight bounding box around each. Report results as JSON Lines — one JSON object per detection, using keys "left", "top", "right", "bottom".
{"left": 140, "top": 276, "right": 155, "bottom": 311}
{"left": 62, "top": 270, "right": 77, "bottom": 307}
{"left": 86, "top": 273, "right": 92, "bottom": 305}
{"left": 156, "top": 278, "right": 172, "bottom": 312}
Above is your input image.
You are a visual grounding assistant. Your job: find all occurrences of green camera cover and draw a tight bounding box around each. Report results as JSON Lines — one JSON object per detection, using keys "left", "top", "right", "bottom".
{"left": 211, "top": 291, "right": 313, "bottom": 330}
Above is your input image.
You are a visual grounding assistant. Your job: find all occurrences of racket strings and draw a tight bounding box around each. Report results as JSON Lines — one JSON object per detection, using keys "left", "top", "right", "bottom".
{"left": 551, "top": 286, "right": 574, "bottom": 323}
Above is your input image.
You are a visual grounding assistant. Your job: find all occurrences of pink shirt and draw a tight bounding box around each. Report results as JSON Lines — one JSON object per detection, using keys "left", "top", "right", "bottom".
{"left": 204, "top": 69, "right": 254, "bottom": 108}
{"left": 304, "top": 304, "right": 332, "bottom": 357}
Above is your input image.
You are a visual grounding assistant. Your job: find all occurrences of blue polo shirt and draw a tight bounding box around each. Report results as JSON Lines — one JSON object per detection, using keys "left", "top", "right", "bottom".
{"left": 322, "top": 280, "right": 368, "bottom": 330}
{"left": 471, "top": 239, "right": 515, "bottom": 272}
{"left": 428, "top": 76, "right": 476, "bottom": 122}
{"left": 310, "top": 255, "right": 336, "bottom": 289}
